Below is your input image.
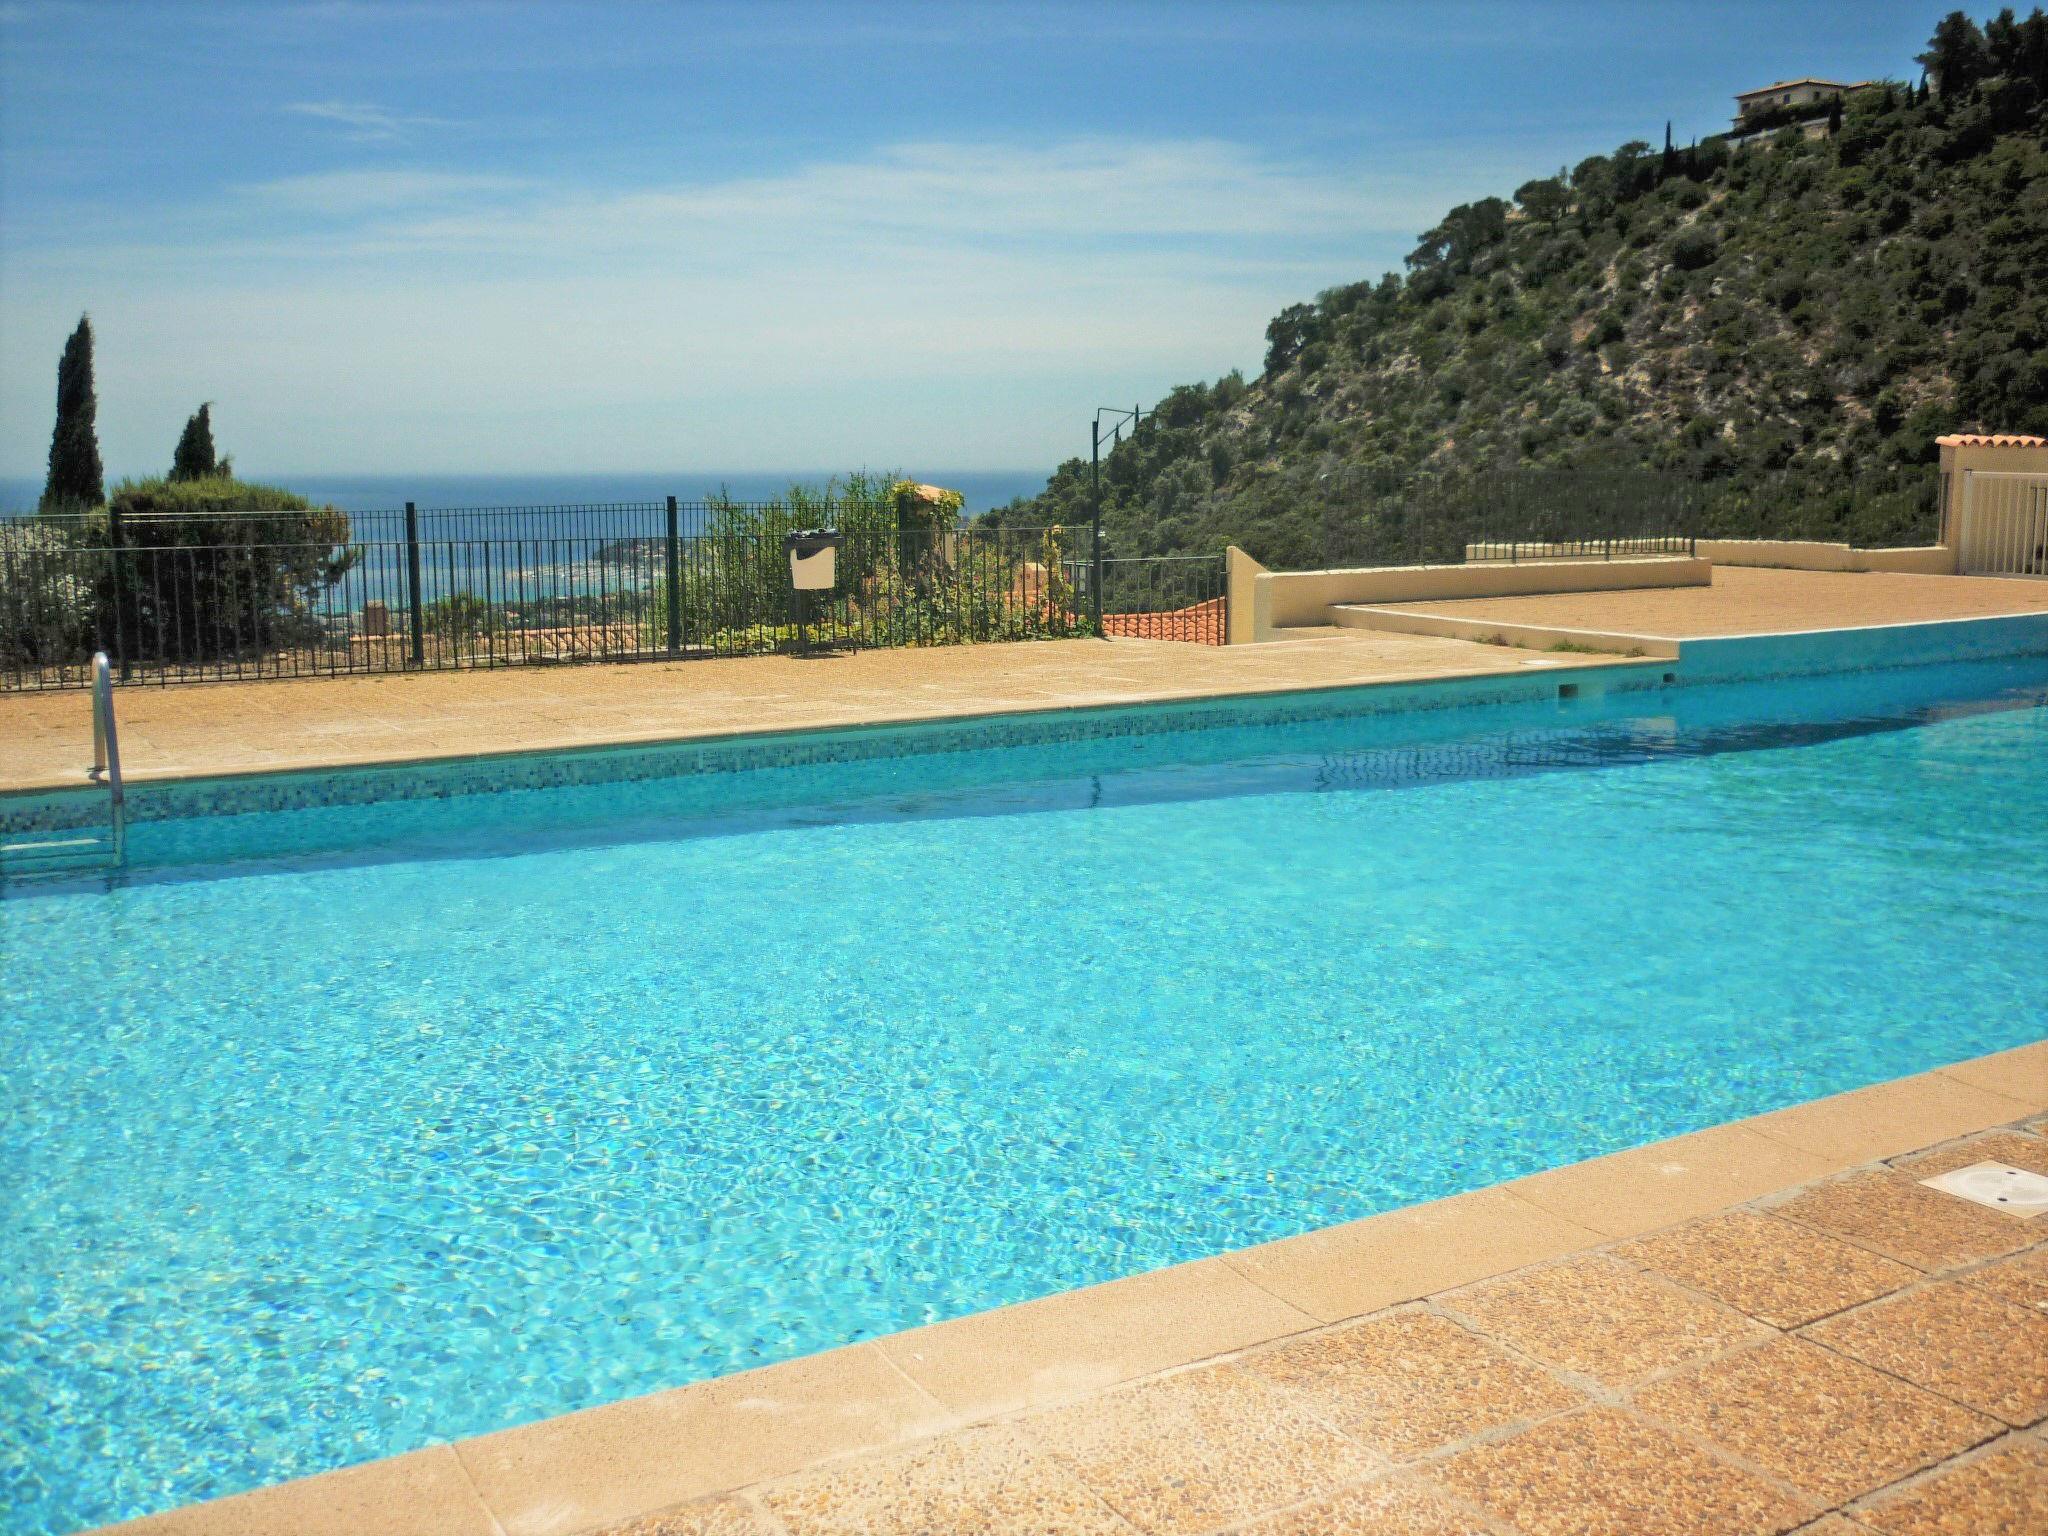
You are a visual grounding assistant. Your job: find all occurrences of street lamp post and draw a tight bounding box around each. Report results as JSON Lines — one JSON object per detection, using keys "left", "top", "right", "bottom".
{"left": 1090, "top": 403, "right": 1145, "bottom": 636}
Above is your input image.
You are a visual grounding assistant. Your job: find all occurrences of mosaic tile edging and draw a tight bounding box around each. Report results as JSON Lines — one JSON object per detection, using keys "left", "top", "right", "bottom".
{"left": 1, "top": 663, "right": 1665, "bottom": 835}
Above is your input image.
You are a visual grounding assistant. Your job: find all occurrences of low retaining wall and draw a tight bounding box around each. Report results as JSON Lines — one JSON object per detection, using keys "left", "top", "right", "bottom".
{"left": 1697, "top": 539, "right": 1956, "bottom": 575}
{"left": 1249, "top": 556, "right": 1710, "bottom": 641}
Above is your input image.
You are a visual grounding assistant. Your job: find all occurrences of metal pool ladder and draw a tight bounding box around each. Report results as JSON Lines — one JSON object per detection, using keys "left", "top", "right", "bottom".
{"left": 0, "top": 652, "right": 126, "bottom": 882}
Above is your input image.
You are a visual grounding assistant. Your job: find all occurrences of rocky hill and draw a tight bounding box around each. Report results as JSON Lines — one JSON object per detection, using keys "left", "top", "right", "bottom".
{"left": 999, "top": 10, "right": 2048, "bottom": 566}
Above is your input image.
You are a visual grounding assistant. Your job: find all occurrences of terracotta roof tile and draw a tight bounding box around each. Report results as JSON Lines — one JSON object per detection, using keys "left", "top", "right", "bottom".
{"left": 1937, "top": 434, "right": 2048, "bottom": 448}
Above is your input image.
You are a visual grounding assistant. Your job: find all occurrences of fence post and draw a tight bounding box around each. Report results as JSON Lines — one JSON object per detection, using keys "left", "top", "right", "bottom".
{"left": 1089, "top": 418, "right": 1104, "bottom": 634}
{"left": 106, "top": 498, "right": 131, "bottom": 680}
{"left": 665, "top": 495, "right": 682, "bottom": 658}
{"left": 404, "top": 500, "right": 425, "bottom": 667}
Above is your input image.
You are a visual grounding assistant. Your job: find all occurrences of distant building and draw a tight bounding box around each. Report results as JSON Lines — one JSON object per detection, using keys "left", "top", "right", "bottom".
{"left": 1731, "top": 78, "right": 1869, "bottom": 130}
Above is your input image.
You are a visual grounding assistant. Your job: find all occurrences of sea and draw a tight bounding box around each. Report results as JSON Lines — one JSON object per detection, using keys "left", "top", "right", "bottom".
{"left": 0, "top": 470, "right": 1052, "bottom": 521}
{"left": 0, "top": 469, "right": 1059, "bottom": 615}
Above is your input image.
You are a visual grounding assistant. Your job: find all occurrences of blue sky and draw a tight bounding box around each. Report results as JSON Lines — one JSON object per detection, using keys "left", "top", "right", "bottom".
{"left": 0, "top": 0, "right": 1945, "bottom": 478}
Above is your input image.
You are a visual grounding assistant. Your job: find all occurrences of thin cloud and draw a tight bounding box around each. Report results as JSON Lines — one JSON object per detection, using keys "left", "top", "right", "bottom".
{"left": 240, "top": 168, "right": 528, "bottom": 215}
{"left": 285, "top": 99, "right": 451, "bottom": 142}
{"left": 0, "top": 135, "right": 1527, "bottom": 473}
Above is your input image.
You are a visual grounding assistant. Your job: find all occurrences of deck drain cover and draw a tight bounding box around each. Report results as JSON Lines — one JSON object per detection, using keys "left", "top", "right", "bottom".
{"left": 1919, "top": 1161, "right": 2048, "bottom": 1219}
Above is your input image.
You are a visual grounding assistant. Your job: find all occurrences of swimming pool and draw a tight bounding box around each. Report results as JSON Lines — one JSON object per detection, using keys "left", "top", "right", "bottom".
{"left": 5, "top": 656, "right": 2047, "bottom": 1533}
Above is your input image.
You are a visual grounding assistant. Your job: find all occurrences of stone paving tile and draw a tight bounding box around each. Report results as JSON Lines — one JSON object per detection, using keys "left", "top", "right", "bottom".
{"left": 1892, "top": 1130, "right": 2048, "bottom": 1179}
{"left": 1019, "top": 1362, "right": 1378, "bottom": 1536}
{"left": 592, "top": 1500, "right": 776, "bottom": 1536}
{"left": 759, "top": 1424, "right": 1133, "bottom": 1535}
{"left": 1240, "top": 1309, "right": 1583, "bottom": 1460}
{"left": 1616, "top": 1210, "right": 1917, "bottom": 1329}
{"left": 1635, "top": 1337, "right": 2001, "bottom": 1505}
{"left": 1954, "top": 1245, "right": 2048, "bottom": 1312}
{"left": 1851, "top": 1435, "right": 2048, "bottom": 1535}
{"left": 1769, "top": 1171, "right": 2033, "bottom": 1272}
{"left": 1443, "top": 1255, "right": 1762, "bottom": 1388}
{"left": 1432, "top": 1406, "right": 1813, "bottom": 1536}
{"left": 1229, "top": 1475, "right": 1496, "bottom": 1536}
{"left": 1802, "top": 1282, "right": 2048, "bottom": 1427}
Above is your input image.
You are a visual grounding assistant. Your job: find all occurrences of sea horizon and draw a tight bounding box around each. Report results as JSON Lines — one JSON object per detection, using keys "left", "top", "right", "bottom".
{"left": 0, "top": 468, "right": 1055, "bottom": 518}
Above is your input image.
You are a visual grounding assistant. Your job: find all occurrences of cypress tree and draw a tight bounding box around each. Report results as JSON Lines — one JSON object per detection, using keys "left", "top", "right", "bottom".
{"left": 41, "top": 314, "right": 105, "bottom": 511}
{"left": 1827, "top": 94, "right": 1844, "bottom": 135}
{"left": 170, "top": 403, "right": 219, "bottom": 481}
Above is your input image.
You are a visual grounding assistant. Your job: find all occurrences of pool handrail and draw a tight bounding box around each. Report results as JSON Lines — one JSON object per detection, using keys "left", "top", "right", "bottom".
{"left": 89, "top": 651, "right": 126, "bottom": 865}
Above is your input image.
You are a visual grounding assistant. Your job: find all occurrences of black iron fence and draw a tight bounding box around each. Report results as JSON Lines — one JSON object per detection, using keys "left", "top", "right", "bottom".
{"left": 1, "top": 466, "right": 1950, "bottom": 688}
{"left": 1291, "top": 465, "right": 1943, "bottom": 572}
{"left": 1306, "top": 468, "right": 1703, "bottom": 570}
{"left": 1, "top": 502, "right": 1094, "bottom": 689}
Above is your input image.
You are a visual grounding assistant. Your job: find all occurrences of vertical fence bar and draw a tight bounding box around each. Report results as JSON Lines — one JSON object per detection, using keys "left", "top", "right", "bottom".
{"left": 106, "top": 499, "right": 131, "bottom": 681}
{"left": 404, "top": 501, "right": 425, "bottom": 667}
{"left": 665, "top": 495, "right": 682, "bottom": 658}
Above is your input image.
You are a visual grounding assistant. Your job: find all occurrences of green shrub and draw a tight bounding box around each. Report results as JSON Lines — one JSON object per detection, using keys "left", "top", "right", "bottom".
{"left": 104, "top": 476, "right": 356, "bottom": 663}
{"left": 0, "top": 519, "right": 96, "bottom": 667}
{"left": 1670, "top": 229, "right": 1719, "bottom": 270}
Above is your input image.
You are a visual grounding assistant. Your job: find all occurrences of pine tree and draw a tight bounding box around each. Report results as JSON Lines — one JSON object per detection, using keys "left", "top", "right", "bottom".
{"left": 41, "top": 315, "right": 105, "bottom": 511}
{"left": 170, "top": 403, "right": 219, "bottom": 481}
{"left": 1919, "top": 10, "right": 1991, "bottom": 95}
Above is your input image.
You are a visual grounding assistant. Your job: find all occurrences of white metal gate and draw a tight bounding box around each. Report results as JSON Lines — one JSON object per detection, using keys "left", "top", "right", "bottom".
{"left": 1956, "top": 471, "right": 2048, "bottom": 578}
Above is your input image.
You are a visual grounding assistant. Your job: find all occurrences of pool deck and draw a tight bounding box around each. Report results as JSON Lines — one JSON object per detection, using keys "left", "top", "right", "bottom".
{"left": 1359, "top": 565, "right": 2048, "bottom": 638}
{"left": 0, "top": 628, "right": 1625, "bottom": 796}
{"left": 101, "top": 1040, "right": 2048, "bottom": 1536}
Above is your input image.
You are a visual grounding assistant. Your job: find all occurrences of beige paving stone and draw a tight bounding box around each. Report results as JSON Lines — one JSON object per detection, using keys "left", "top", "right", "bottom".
{"left": 1852, "top": 1435, "right": 2048, "bottom": 1535}
{"left": 1444, "top": 1255, "right": 1763, "bottom": 1388}
{"left": 874, "top": 1256, "right": 1314, "bottom": 1421}
{"left": 1636, "top": 1337, "right": 2000, "bottom": 1505}
{"left": 759, "top": 1424, "right": 1132, "bottom": 1535}
{"left": 1241, "top": 1309, "right": 1584, "bottom": 1460}
{"left": 1936, "top": 1042, "right": 2048, "bottom": 1112}
{"left": 1220, "top": 1187, "right": 1603, "bottom": 1324}
{"left": 1616, "top": 1210, "right": 1918, "bottom": 1328}
{"left": 1893, "top": 1129, "right": 2048, "bottom": 1179}
{"left": 454, "top": 1342, "right": 954, "bottom": 1536}
{"left": 1229, "top": 1475, "right": 1496, "bottom": 1535}
{"left": 1802, "top": 1282, "right": 2048, "bottom": 1427}
{"left": 1505, "top": 1124, "right": 1835, "bottom": 1240}
{"left": 1770, "top": 1170, "right": 2034, "bottom": 1272}
{"left": 1365, "top": 567, "right": 2048, "bottom": 639}
{"left": 1954, "top": 1245, "right": 2048, "bottom": 1312}
{"left": 590, "top": 1499, "right": 776, "bottom": 1536}
{"left": 1019, "top": 1362, "right": 1377, "bottom": 1536}
{"left": 93, "top": 1445, "right": 502, "bottom": 1536}
{"left": 1744, "top": 1073, "right": 2039, "bottom": 1166}
{"left": 1433, "top": 1406, "right": 1813, "bottom": 1536}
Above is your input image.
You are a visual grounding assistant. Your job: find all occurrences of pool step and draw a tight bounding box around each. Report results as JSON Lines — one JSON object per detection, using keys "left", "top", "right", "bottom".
{"left": 0, "top": 832, "right": 121, "bottom": 882}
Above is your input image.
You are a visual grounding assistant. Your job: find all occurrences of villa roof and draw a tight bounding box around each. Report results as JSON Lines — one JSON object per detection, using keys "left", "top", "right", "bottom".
{"left": 1937, "top": 433, "right": 2048, "bottom": 447}
{"left": 1735, "top": 78, "right": 1859, "bottom": 99}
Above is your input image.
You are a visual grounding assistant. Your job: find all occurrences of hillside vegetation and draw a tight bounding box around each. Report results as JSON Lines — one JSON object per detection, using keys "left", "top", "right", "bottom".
{"left": 1001, "top": 9, "right": 2048, "bottom": 567}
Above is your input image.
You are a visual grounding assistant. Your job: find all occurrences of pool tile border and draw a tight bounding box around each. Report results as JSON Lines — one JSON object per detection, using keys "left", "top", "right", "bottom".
{"left": 1, "top": 659, "right": 1668, "bottom": 836}
{"left": 94, "top": 1039, "right": 2048, "bottom": 1536}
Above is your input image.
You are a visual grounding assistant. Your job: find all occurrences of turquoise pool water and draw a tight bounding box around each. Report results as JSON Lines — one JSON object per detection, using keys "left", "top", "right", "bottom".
{"left": 5, "top": 657, "right": 2047, "bottom": 1533}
